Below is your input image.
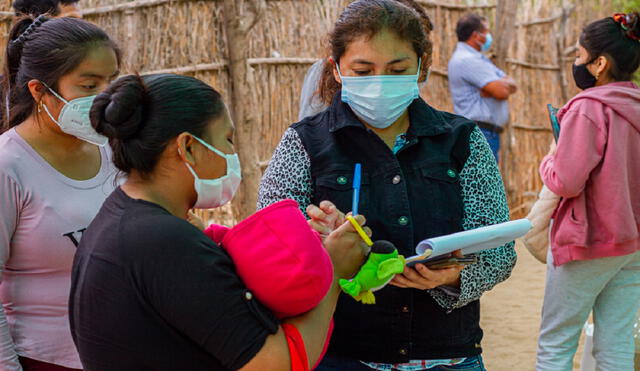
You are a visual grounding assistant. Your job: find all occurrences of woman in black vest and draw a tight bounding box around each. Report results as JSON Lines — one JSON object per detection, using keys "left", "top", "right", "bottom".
{"left": 258, "top": 1, "right": 516, "bottom": 370}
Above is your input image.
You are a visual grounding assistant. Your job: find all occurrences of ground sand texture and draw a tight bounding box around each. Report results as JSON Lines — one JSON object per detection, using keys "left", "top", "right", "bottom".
{"left": 480, "top": 242, "right": 587, "bottom": 370}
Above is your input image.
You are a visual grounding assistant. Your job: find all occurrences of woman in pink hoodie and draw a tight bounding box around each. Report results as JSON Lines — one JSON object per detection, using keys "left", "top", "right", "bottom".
{"left": 536, "top": 12, "right": 640, "bottom": 371}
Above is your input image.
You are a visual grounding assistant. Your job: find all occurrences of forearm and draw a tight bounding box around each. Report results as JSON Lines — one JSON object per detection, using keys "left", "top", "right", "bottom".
{"left": 481, "top": 79, "right": 514, "bottom": 100}
{"left": 540, "top": 111, "right": 605, "bottom": 197}
{"left": 0, "top": 304, "right": 22, "bottom": 371}
{"left": 429, "top": 243, "right": 516, "bottom": 311}
{"left": 457, "top": 244, "right": 516, "bottom": 306}
{"left": 257, "top": 128, "right": 313, "bottom": 215}
{"left": 242, "top": 281, "right": 340, "bottom": 371}
{"left": 539, "top": 155, "right": 581, "bottom": 198}
{"left": 285, "top": 280, "right": 340, "bottom": 368}
{"left": 428, "top": 127, "right": 516, "bottom": 311}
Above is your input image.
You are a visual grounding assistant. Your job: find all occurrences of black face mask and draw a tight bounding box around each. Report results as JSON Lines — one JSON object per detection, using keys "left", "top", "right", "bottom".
{"left": 572, "top": 60, "right": 597, "bottom": 90}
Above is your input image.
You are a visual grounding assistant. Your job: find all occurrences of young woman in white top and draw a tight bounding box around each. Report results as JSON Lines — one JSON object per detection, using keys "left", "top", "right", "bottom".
{"left": 0, "top": 16, "right": 120, "bottom": 371}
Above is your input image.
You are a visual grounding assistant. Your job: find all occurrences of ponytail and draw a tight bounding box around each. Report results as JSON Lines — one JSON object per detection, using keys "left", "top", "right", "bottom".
{"left": 1, "top": 16, "right": 48, "bottom": 130}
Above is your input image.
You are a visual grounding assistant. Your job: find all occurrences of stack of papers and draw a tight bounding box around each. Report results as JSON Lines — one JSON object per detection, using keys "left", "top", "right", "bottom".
{"left": 405, "top": 219, "right": 532, "bottom": 266}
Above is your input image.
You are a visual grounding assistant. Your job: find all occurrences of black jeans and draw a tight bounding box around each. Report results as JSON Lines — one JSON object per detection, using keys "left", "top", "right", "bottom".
{"left": 315, "top": 355, "right": 488, "bottom": 371}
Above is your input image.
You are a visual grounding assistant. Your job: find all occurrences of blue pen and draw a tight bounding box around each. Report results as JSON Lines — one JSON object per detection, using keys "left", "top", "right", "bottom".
{"left": 352, "top": 163, "right": 362, "bottom": 216}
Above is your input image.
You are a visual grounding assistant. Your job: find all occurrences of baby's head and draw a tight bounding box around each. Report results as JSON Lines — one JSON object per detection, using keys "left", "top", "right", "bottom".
{"left": 211, "top": 200, "right": 333, "bottom": 318}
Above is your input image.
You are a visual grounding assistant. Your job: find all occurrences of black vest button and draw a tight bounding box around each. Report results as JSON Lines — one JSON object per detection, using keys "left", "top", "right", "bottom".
{"left": 398, "top": 216, "right": 409, "bottom": 226}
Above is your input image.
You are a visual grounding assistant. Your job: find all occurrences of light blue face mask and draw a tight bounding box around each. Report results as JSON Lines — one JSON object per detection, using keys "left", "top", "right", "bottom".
{"left": 481, "top": 33, "right": 493, "bottom": 52}
{"left": 337, "top": 60, "right": 421, "bottom": 129}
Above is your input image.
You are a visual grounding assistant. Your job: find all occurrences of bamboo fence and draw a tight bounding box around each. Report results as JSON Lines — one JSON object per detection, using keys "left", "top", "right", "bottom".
{"left": 0, "top": 0, "right": 619, "bottom": 223}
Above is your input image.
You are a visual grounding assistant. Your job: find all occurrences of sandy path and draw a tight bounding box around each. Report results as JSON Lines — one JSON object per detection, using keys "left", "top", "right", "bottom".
{"left": 480, "top": 242, "right": 586, "bottom": 370}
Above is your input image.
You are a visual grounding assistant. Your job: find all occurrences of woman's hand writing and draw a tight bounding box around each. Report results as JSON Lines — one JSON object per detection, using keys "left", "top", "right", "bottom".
{"left": 307, "top": 201, "right": 346, "bottom": 239}
{"left": 322, "top": 214, "right": 369, "bottom": 279}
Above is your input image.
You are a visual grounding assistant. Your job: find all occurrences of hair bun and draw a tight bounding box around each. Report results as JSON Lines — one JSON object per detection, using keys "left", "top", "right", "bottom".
{"left": 630, "top": 12, "right": 640, "bottom": 41}
{"left": 613, "top": 12, "right": 640, "bottom": 41}
{"left": 91, "top": 75, "right": 146, "bottom": 140}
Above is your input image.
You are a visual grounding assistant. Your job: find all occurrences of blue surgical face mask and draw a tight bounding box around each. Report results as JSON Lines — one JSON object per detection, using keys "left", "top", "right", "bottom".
{"left": 481, "top": 33, "right": 493, "bottom": 52}
{"left": 337, "top": 60, "right": 421, "bottom": 129}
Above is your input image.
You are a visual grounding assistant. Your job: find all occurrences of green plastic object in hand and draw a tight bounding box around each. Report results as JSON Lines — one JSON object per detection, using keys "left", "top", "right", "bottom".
{"left": 339, "top": 240, "right": 405, "bottom": 304}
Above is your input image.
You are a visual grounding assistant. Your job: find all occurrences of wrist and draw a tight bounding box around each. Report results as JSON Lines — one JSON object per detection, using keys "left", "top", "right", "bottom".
{"left": 442, "top": 275, "right": 461, "bottom": 288}
{"left": 450, "top": 277, "right": 461, "bottom": 288}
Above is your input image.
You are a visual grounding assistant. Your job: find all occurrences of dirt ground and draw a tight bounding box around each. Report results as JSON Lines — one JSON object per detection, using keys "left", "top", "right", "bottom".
{"left": 480, "top": 242, "right": 587, "bottom": 370}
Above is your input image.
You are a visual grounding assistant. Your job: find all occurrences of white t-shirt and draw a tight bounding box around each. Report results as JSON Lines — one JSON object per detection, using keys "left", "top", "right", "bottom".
{"left": 0, "top": 128, "right": 118, "bottom": 369}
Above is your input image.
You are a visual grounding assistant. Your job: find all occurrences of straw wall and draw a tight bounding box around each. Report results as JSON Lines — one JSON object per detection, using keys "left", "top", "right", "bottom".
{"left": 0, "top": 0, "right": 619, "bottom": 223}
{"left": 501, "top": 0, "right": 615, "bottom": 217}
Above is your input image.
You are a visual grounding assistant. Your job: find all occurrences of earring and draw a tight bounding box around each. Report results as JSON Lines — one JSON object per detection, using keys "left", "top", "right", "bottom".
{"left": 37, "top": 101, "right": 42, "bottom": 113}
{"left": 595, "top": 71, "right": 600, "bottom": 81}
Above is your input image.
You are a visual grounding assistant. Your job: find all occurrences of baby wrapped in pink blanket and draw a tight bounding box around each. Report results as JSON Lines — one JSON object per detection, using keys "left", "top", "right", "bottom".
{"left": 191, "top": 199, "right": 335, "bottom": 368}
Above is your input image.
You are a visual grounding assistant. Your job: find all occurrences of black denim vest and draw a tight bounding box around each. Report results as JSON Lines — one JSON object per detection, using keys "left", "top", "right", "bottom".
{"left": 292, "top": 95, "right": 482, "bottom": 363}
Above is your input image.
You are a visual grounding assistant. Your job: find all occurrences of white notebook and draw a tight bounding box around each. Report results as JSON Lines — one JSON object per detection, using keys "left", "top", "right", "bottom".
{"left": 405, "top": 219, "right": 532, "bottom": 266}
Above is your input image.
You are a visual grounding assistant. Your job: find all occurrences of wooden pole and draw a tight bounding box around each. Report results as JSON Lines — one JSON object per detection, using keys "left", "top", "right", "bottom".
{"left": 494, "top": 0, "right": 518, "bottom": 200}
{"left": 124, "top": 9, "right": 139, "bottom": 72}
{"left": 222, "top": 0, "right": 266, "bottom": 220}
{"left": 494, "top": 0, "right": 518, "bottom": 70}
{"left": 0, "top": 11, "right": 13, "bottom": 21}
{"left": 556, "top": 6, "right": 575, "bottom": 103}
{"left": 415, "top": 0, "right": 496, "bottom": 9}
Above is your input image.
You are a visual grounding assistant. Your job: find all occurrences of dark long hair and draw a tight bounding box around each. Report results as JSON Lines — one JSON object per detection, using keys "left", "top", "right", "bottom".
{"left": 318, "top": 0, "right": 431, "bottom": 104}
{"left": 91, "top": 74, "right": 226, "bottom": 176}
{"left": 12, "top": 0, "right": 79, "bottom": 16}
{"left": 580, "top": 12, "right": 640, "bottom": 81}
{"left": 0, "top": 16, "right": 121, "bottom": 132}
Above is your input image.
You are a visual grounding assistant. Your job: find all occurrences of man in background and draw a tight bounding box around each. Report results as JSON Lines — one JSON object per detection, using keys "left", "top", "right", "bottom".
{"left": 13, "top": 0, "right": 81, "bottom": 18}
{"left": 448, "top": 13, "right": 516, "bottom": 162}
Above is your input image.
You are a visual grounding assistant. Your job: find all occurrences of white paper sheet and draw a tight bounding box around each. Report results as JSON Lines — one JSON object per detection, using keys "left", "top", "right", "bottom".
{"left": 406, "top": 219, "right": 532, "bottom": 264}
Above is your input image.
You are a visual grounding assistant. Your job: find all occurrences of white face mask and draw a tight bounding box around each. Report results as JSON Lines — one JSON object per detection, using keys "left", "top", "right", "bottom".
{"left": 184, "top": 135, "right": 242, "bottom": 209}
{"left": 337, "top": 60, "right": 421, "bottom": 129}
{"left": 41, "top": 84, "right": 108, "bottom": 146}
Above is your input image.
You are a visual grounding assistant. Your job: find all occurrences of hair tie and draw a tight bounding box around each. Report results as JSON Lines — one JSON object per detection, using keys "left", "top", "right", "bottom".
{"left": 10, "top": 15, "right": 49, "bottom": 46}
{"left": 613, "top": 13, "right": 640, "bottom": 41}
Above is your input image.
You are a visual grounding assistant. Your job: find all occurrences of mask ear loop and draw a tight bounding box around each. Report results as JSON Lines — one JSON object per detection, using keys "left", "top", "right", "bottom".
{"left": 37, "top": 81, "right": 70, "bottom": 125}
{"left": 184, "top": 134, "right": 233, "bottom": 181}
{"left": 191, "top": 134, "right": 232, "bottom": 159}
{"left": 40, "top": 100, "right": 62, "bottom": 125}
{"left": 335, "top": 61, "right": 344, "bottom": 80}
{"left": 39, "top": 81, "right": 70, "bottom": 105}
{"left": 178, "top": 141, "right": 204, "bottom": 186}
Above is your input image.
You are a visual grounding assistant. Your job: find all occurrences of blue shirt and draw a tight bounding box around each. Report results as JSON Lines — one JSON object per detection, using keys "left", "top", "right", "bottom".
{"left": 448, "top": 42, "right": 509, "bottom": 127}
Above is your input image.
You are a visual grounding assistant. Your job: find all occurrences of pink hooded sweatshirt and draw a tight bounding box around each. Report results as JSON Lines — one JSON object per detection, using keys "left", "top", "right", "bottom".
{"left": 540, "top": 81, "right": 640, "bottom": 266}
